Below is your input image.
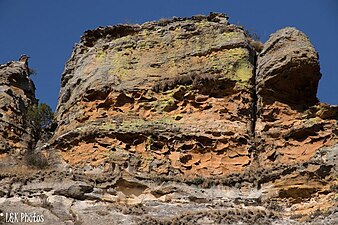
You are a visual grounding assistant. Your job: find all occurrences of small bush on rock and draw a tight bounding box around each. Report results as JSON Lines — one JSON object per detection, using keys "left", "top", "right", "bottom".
{"left": 244, "top": 29, "right": 264, "bottom": 53}
{"left": 24, "top": 149, "right": 49, "bottom": 169}
{"left": 26, "top": 103, "right": 54, "bottom": 140}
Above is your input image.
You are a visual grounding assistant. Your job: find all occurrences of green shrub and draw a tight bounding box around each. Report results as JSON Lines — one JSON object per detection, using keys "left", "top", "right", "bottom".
{"left": 191, "top": 176, "right": 204, "bottom": 185}
{"left": 26, "top": 103, "right": 54, "bottom": 139}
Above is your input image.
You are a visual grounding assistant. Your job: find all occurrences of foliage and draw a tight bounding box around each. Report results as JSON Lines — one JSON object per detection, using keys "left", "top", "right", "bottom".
{"left": 158, "top": 18, "right": 171, "bottom": 26}
{"left": 191, "top": 176, "right": 204, "bottom": 185}
{"left": 243, "top": 29, "right": 264, "bottom": 52}
{"left": 250, "top": 40, "right": 264, "bottom": 53}
{"left": 26, "top": 103, "right": 54, "bottom": 138}
{"left": 24, "top": 103, "right": 53, "bottom": 169}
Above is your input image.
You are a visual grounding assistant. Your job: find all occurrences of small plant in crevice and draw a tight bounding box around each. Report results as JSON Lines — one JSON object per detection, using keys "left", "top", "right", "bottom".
{"left": 245, "top": 29, "right": 261, "bottom": 41}
{"left": 244, "top": 29, "right": 264, "bottom": 53}
{"left": 24, "top": 103, "right": 54, "bottom": 169}
{"left": 250, "top": 40, "right": 264, "bottom": 53}
{"left": 334, "top": 194, "right": 338, "bottom": 202}
{"left": 158, "top": 18, "right": 171, "bottom": 26}
{"left": 191, "top": 176, "right": 204, "bottom": 185}
{"left": 40, "top": 194, "right": 52, "bottom": 209}
{"left": 330, "top": 183, "right": 338, "bottom": 192}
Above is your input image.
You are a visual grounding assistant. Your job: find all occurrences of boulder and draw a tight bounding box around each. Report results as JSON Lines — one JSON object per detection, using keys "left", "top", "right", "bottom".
{"left": 257, "top": 27, "right": 321, "bottom": 106}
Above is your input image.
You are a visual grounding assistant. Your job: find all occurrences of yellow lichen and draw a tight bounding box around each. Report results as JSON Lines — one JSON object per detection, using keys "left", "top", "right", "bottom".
{"left": 96, "top": 49, "right": 106, "bottom": 63}
{"left": 96, "top": 28, "right": 252, "bottom": 91}
{"left": 234, "top": 61, "right": 253, "bottom": 87}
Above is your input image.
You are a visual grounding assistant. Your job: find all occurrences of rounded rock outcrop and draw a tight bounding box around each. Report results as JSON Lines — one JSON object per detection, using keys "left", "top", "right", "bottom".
{"left": 256, "top": 27, "right": 321, "bottom": 106}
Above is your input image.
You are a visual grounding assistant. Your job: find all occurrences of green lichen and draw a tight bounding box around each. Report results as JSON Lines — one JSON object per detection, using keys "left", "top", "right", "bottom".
{"left": 97, "top": 122, "right": 117, "bottom": 131}
{"left": 305, "top": 117, "right": 322, "bottom": 126}
{"left": 195, "top": 21, "right": 209, "bottom": 29}
{"left": 138, "top": 30, "right": 162, "bottom": 50}
{"left": 108, "top": 49, "right": 138, "bottom": 78}
{"left": 146, "top": 155, "right": 155, "bottom": 161}
{"left": 119, "top": 119, "right": 148, "bottom": 132}
{"left": 234, "top": 60, "right": 253, "bottom": 88}
{"left": 96, "top": 25, "right": 252, "bottom": 91}
{"left": 152, "top": 97, "right": 177, "bottom": 113}
{"left": 96, "top": 49, "right": 106, "bottom": 63}
{"left": 217, "top": 32, "right": 242, "bottom": 43}
{"left": 205, "top": 48, "right": 253, "bottom": 89}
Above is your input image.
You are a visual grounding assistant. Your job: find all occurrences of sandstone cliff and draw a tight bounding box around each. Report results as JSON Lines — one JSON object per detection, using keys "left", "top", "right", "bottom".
{"left": 0, "top": 13, "right": 337, "bottom": 225}
{"left": 0, "top": 60, "right": 37, "bottom": 162}
{"left": 54, "top": 13, "right": 256, "bottom": 176}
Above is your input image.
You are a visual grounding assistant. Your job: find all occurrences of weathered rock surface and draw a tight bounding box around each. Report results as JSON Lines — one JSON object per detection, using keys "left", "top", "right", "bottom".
{"left": 255, "top": 27, "right": 338, "bottom": 169}
{"left": 256, "top": 27, "right": 321, "bottom": 106}
{"left": 0, "top": 148, "right": 337, "bottom": 225}
{"left": 0, "top": 13, "right": 337, "bottom": 224}
{"left": 43, "top": 13, "right": 337, "bottom": 224}
{"left": 53, "top": 12, "right": 256, "bottom": 177}
{"left": 0, "top": 61, "right": 36, "bottom": 158}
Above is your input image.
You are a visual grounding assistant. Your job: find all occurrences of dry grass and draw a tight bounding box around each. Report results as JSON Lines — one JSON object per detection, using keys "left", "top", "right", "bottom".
{"left": 250, "top": 39, "right": 264, "bottom": 53}
{"left": 0, "top": 165, "right": 41, "bottom": 176}
{"left": 24, "top": 150, "right": 49, "bottom": 169}
{"left": 153, "top": 73, "right": 236, "bottom": 98}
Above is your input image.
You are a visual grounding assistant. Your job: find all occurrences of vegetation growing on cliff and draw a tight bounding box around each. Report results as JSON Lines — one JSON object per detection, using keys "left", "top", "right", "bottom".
{"left": 245, "top": 30, "right": 264, "bottom": 52}
{"left": 24, "top": 103, "right": 54, "bottom": 168}
{"left": 26, "top": 103, "right": 55, "bottom": 139}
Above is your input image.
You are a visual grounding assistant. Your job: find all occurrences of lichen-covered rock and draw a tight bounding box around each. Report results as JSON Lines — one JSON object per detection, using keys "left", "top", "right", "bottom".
{"left": 35, "top": 14, "right": 337, "bottom": 224}
{"left": 53, "top": 13, "right": 257, "bottom": 177}
{"left": 0, "top": 61, "right": 36, "bottom": 157}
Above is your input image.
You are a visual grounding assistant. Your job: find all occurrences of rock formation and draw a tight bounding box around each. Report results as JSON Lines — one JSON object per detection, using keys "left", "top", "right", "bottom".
{"left": 256, "top": 27, "right": 321, "bottom": 106}
{"left": 254, "top": 27, "right": 333, "bottom": 166}
{"left": 0, "top": 60, "right": 36, "bottom": 159}
{"left": 54, "top": 12, "right": 257, "bottom": 177}
{"left": 0, "top": 13, "right": 337, "bottom": 225}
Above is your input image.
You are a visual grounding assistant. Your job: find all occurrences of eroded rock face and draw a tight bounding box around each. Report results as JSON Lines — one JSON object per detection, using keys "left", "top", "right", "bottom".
{"left": 0, "top": 61, "right": 36, "bottom": 157}
{"left": 26, "top": 14, "right": 336, "bottom": 224}
{"left": 251, "top": 28, "right": 338, "bottom": 223}
{"left": 53, "top": 13, "right": 257, "bottom": 176}
{"left": 0, "top": 146, "right": 337, "bottom": 225}
{"left": 255, "top": 27, "right": 337, "bottom": 169}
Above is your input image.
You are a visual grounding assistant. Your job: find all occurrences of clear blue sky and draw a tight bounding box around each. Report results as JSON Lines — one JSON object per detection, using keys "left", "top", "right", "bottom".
{"left": 1, "top": 0, "right": 337, "bottom": 109}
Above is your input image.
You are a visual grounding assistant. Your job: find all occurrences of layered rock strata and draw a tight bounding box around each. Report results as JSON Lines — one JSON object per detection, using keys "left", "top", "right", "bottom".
{"left": 0, "top": 60, "right": 36, "bottom": 158}
{"left": 54, "top": 13, "right": 257, "bottom": 176}
{"left": 45, "top": 14, "right": 337, "bottom": 222}
{"left": 0, "top": 13, "right": 336, "bottom": 224}
{"left": 256, "top": 28, "right": 337, "bottom": 162}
